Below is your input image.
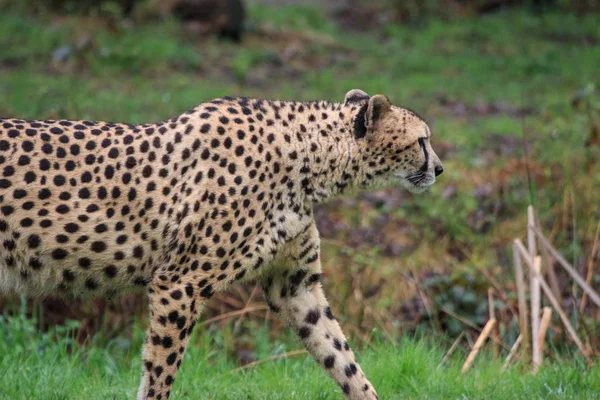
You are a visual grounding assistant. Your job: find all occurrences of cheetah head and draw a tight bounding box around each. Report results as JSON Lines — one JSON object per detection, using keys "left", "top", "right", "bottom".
{"left": 345, "top": 89, "right": 443, "bottom": 194}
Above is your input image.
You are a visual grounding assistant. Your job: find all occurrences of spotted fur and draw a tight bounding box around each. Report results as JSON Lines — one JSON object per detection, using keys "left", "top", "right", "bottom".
{"left": 0, "top": 89, "right": 442, "bottom": 399}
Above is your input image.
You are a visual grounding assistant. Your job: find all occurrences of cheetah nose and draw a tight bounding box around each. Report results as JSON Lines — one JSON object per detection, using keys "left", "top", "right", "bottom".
{"left": 434, "top": 165, "right": 444, "bottom": 177}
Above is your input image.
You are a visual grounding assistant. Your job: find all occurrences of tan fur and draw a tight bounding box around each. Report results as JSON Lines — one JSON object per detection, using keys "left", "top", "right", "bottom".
{"left": 0, "top": 89, "right": 442, "bottom": 399}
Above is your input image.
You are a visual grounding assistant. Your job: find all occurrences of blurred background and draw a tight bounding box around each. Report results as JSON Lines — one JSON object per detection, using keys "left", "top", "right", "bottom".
{"left": 0, "top": 0, "right": 599, "bottom": 386}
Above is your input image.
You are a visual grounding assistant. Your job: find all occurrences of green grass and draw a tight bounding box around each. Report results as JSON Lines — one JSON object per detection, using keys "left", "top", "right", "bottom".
{"left": 0, "top": 312, "right": 598, "bottom": 400}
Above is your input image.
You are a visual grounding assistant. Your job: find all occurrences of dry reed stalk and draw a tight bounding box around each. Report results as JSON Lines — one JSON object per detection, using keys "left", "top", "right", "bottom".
{"left": 533, "top": 226, "right": 600, "bottom": 307}
{"left": 213, "top": 294, "right": 245, "bottom": 309}
{"left": 441, "top": 331, "right": 465, "bottom": 364}
{"left": 531, "top": 256, "right": 542, "bottom": 370}
{"left": 515, "top": 239, "right": 592, "bottom": 365}
{"left": 536, "top": 226, "right": 561, "bottom": 300}
{"left": 501, "top": 334, "right": 523, "bottom": 372}
{"left": 231, "top": 349, "right": 308, "bottom": 372}
{"left": 488, "top": 288, "right": 500, "bottom": 359}
{"left": 512, "top": 239, "right": 529, "bottom": 361}
{"left": 232, "top": 284, "right": 261, "bottom": 334}
{"left": 528, "top": 206, "right": 538, "bottom": 256}
{"left": 440, "top": 306, "right": 480, "bottom": 332}
{"left": 462, "top": 318, "right": 496, "bottom": 373}
{"left": 528, "top": 208, "right": 541, "bottom": 370}
{"left": 465, "top": 331, "right": 474, "bottom": 350}
{"left": 544, "top": 252, "right": 562, "bottom": 301}
{"left": 199, "top": 304, "right": 269, "bottom": 327}
{"left": 411, "top": 267, "right": 442, "bottom": 334}
{"left": 536, "top": 306, "right": 553, "bottom": 373}
{"left": 580, "top": 220, "right": 600, "bottom": 313}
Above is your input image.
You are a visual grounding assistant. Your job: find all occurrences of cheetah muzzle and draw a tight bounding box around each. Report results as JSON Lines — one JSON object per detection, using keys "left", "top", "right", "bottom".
{"left": 0, "top": 89, "right": 443, "bottom": 399}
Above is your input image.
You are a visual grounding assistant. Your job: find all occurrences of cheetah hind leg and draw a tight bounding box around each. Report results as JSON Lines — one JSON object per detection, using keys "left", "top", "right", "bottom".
{"left": 262, "top": 266, "right": 379, "bottom": 400}
{"left": 137, "top": 281, "right": 205, "bottom": 400}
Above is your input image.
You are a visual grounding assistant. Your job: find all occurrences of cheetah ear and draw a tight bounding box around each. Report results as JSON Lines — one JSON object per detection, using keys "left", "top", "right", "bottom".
{"left": 344, "top": 89, "right": 370, "bottom": 104}
{"left": 365, "top": 95, "right": 391, "bottom": 130}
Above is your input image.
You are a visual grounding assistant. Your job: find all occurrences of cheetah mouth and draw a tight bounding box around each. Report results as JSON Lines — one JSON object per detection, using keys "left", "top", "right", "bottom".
{"left": 396, "top": 171, "right": 436, "bottom": 193}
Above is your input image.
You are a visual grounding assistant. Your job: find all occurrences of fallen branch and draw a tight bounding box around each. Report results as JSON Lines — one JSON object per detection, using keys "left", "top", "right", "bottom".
{"left": 462, "top": 318, "right": 496, "bottom": 373}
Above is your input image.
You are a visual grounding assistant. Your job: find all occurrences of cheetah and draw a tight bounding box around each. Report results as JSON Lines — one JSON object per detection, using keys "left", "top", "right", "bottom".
{"left": 0, "top": 89, "right": 443, "bottom": 399}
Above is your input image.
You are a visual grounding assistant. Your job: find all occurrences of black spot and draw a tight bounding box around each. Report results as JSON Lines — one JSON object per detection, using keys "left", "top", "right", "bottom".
{"left": 342, "top": 383, "right": 351, "bottom": 395}
{"left": 305, "top": 308, "right": 320, "bottom": 325}
{"left": 78, "top": 258, "right": 91, "bottom": 268}
{"left": 133, "top": 245, "right": 144, "bottom": 259}
{"left": 1, "top": 205, "right": 15, "bottom": 216}
{"left": 51, "top": 248, "right": 68, "bottom": 259}
{"left": 324, "top": 355, "right": 335, "bottom": 368}
{"left": 333, "top": 338, "right": 342, "bottom": 351}
{"left": 38, "top": 188, "right": 51, "bottom": 200}
{"left": 168, "top": 311, "right": 179, "bottom": 323}
{"left": 53, "top": 175, "right": 66, "bottom": 186}
{"left": 104, "top": 265, "right": 117, "bottom": 278}
{"left": 11, "top": 189, "right": 25, "bottom": 201}
{"left": 91, "top": 241, "right": 107, "bottom": 252}
{"left": 29, "top": 257, "right": 42, "bottom": 270}
{"left": 27, "top": 234, "right": 41, "bottom": 248}
{"left": 85, "top": 278, "right": 99, "bottom": 290}
{"left": 64, "top": 223, "right": 79, "bottom": 233}
{"left": 166, "top": 352, "right": 177, "bottom": 365}
{"left": 62, "top": 269, "right": 75, "bottom": 281}
{"left": 298, "top": 326, "right": 311, "bottom": 339}
{"left": 200, "top": 284, "right": 214, "bottom": 298}
{"left": 344, "top": 363, "right": 357, "bottom": 377}
{"left": 56, "top": 204, "right": 70, "bottom": 214}
{"left": 290, "top": 269, "right": 308, "bottom": 285}
{"left": 24, "top": 171, "right": 36, "bottom": 183}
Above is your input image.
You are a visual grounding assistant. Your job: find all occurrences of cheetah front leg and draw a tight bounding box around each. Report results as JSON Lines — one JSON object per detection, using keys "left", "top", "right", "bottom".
{"left": 262, "top": 229, "right": 378, "bottom": 399}
{"left": 137, "top": 280, "right": 205, "bottom": 400}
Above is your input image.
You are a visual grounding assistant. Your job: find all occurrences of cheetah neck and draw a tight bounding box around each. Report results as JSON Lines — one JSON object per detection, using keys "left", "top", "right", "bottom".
{"left": 278, "top": 101, "right": 369, "bottom": 204}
